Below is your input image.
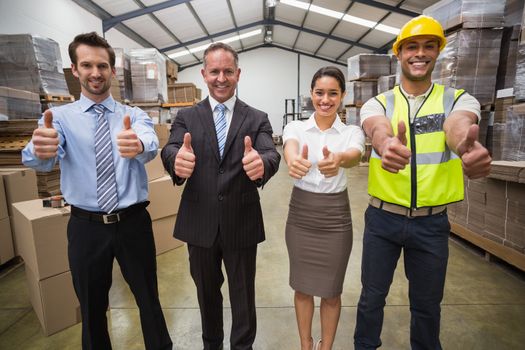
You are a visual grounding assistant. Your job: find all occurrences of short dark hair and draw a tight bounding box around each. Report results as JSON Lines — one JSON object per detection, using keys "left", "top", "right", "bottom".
{"left": 68, "top": 32, "right": 115, "bottom": 68}
{"left": 203, "top": 42, "right": 239, "bottom": 68}
{"left": 311, "top": 66, "right": 346, "bottom": 93}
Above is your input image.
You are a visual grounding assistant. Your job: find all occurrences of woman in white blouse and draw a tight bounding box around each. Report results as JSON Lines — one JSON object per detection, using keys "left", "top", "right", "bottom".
{"left": 283, "top": 66, "right": 365, "bottom": 350}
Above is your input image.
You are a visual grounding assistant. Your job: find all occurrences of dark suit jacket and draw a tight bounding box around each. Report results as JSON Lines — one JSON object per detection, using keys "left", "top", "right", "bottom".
{"left": 161, "top": 97, "right": 280, "bottom": 249}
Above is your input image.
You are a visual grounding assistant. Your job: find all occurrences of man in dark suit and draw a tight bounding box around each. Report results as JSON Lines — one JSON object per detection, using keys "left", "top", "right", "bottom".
{"left": 161, "top": 42, "right": 280, "bottom": 350}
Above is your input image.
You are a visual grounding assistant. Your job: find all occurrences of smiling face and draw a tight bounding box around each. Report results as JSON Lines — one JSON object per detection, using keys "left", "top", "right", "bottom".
{"left": 311, "top": 75, "right": 345, "bottom": 120}
{"left": 397, "top": 35, "right": 440, "bottom": 82}
{"left": 71, "top": 44, "right": 115, "bottom": 102}
{"left": 201, "top": 48, "right": 240, "bottom": 103}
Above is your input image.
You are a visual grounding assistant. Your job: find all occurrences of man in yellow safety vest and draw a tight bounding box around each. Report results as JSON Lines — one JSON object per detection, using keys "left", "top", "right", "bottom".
{"left": 354, "top": 15, "right": 492, "bottom": 349}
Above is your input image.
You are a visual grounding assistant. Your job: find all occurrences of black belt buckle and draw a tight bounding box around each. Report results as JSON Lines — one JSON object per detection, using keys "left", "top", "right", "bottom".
{"left": 102, "top": 213, "right": 120, "bottom": 224}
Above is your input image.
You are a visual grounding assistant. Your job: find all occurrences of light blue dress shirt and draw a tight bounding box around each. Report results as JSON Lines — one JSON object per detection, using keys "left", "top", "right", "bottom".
{"left": 22, "top": 94, "right": 158, "bottom": 212}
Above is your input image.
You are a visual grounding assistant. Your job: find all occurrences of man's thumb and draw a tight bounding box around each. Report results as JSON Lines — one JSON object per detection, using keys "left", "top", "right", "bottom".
{"left": 301, "top": 144, "right": 308, "bottom": 159}
{"left": 397, "top": 120, "right": 407, "bottom": 146}
{"left": 183, "top": 132, "right": 192, "bottom": 149}
{"left": 43, "top": 110, "right": 54, "bottom": 129}
{"left": 244, "top": 136, "right": 253, "bottom": 154}
{"left": 322, "top": 146, "right": 330, "bottom": 159}
{"left": 123, "top": 115, "right": 131, "bottom": 130}
{"left": 464, "top": 124, "right": 479, "bottom": 151}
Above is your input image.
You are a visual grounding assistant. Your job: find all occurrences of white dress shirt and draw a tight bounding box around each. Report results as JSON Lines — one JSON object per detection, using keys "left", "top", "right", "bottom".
{"left": 283, "top": 113, "right": 365, "bottom": 194}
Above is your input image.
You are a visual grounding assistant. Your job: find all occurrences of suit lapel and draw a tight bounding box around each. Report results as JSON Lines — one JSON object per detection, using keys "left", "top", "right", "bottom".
{"left": 223, "top": 99, "right": 248, "bottom": 161}
{"left": 196, "top": 98, "right": 221, "bottom": 163}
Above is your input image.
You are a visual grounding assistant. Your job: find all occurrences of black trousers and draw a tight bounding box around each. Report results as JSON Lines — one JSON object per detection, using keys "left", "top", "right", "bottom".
{"left": 354, "top": 206, "right": 450, "bottom": 350}
{"left": 67, "top": 205, "right": 172, "bottom": 350}
{"left": 188, "top": 239, "right": 257, "bottom": 350}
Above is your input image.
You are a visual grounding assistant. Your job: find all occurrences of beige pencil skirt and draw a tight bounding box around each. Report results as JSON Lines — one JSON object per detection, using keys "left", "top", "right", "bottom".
{"left": 285, "top": 186, "right": 353, "bottom": 298}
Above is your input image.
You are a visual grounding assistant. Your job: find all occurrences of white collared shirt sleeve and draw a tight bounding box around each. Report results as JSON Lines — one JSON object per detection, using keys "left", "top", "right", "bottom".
{"left": 452, "top": 92, "right": 481, "bottom": 121}
{"left": 360, "top": 98, "right": 385, "bottom": 126}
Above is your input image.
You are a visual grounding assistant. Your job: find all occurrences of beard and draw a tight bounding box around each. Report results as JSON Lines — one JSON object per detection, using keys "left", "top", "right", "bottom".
{"left": 80, "top": 78, "right": 112, "bottom": 96}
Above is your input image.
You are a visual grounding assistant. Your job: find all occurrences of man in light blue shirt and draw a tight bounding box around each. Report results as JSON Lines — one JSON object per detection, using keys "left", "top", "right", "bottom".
{"left": 22, "top": 32, "right": 172, "bottom": 350}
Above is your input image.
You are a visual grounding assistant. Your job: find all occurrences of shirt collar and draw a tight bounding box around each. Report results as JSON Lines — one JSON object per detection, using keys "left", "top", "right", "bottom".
{"left": 305, "top": 112, "right": 345, "bottom": 133}
{"left": 79, "top": 94, "right": 116, "bottom": 113}
{"left": 209, "top": 95, "right": 236, "bottom": 113}
{"left": 399, "top": 83, "right": 434, "bottom": 99}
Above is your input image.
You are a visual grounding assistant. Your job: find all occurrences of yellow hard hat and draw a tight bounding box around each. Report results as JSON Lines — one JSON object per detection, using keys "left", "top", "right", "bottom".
{"left": 392, "top": 15, "right": 446, "bottom": 55}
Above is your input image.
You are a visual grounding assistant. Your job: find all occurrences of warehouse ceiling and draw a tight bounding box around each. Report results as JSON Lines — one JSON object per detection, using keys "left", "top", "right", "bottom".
{"left": 71, "top": 0, "right": 441, "bottom": 70}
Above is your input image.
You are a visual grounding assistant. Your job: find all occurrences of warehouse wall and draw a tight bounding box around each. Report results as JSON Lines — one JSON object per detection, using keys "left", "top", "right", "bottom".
{"left": 1, "top": 0, "right": 347, "bottom": 133}
{"left": 0, "top": 0, "right": 145, "bottom": 67}
{"left": 178, "top": 47, "right": 347, "bottom": 134}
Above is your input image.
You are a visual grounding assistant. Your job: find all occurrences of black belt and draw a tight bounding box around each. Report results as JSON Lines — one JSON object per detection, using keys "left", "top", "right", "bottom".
{"left": 71, "top": 201, "right": 149, "bottom": 224}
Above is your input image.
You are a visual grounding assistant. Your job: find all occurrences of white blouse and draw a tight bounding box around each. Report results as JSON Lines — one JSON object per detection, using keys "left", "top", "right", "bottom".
{"left": 283, "top": 113, "right": 365, "bottom": 194}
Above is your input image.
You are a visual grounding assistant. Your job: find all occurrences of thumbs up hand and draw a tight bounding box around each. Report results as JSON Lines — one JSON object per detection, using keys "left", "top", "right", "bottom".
{"left": 117, "top": 115, "right": 143, "bottom": 158}
{"left": 318, "top": 145, "right": 342, "bottom": 178}
{"left": 32, "top": 109, "right": 59, "bottom": 159}
{"left": 175, "top": 132, "right": 196, "bottom": 178}
{"left": 288, "top": 144, "right": 312, "bottom": 179}
{"left": 456, "top": 124, "right": 491, "bottom": 179}
{"left": 380, "top": 120, "right": 412, "bottom": 173}
{"left": 242, "top": 136, "right": 264, "bottom": 181}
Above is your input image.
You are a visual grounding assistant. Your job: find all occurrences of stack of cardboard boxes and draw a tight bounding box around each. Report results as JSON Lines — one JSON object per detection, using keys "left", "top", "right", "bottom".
{"left": 11, "top": 200, "right": 80, "bottom": 336}
{"left": 144, "top": 151, "right": 184, "bottom": 255}
{"left": 426, "top": 0, "right": 505, "bottom": 106}
{"left": 344, "top": 54, "right": 397, "bottom": 126}
{"left": 0, "top": 86, "right": 41, "bottom": 120}
{"left": 0, "top": 34, "right": 70, "bottom": 96}
{"left": 167, "top": 82, "right": 201, "bottom": 104}
{"left": 448, "top": 161, "right": 525, "bottom": 270}
{"left": 129, "top": 48, "right": 168, "bottom": 103}
{"left": 114, "top": 48, "right": 133, "bottom": 102}
{"left": 0, "top": 178, "right": 14, "bottom": 265}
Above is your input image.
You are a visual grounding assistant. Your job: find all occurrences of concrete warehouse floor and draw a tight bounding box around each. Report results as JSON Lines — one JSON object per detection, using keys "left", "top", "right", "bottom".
{"left": 1, "top": 150, "right": 525, "bottom": 349}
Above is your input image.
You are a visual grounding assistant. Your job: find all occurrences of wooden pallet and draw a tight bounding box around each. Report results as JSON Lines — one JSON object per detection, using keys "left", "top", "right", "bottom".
{"left": 450, "top": 222, "right": 525, "bottom": 272}
{"left": 130, "top": 101, "right": 162, "bottom": 107}
{"left": 0, "top": 136, "right": 31, "bottom": 151}
{"left": 40, "top": 94, "right": 75, "bottom": 102}
{"left": 162, "top": 101, "right": 197, "bottom": 108}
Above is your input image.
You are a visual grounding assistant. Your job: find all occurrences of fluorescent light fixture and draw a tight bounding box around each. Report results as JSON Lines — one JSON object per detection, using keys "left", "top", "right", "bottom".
{"left": 168, "top": 29, "right": 262, "bottom": 59}
{"left": 280, "top": 0, "right": 399, "bottom": 35}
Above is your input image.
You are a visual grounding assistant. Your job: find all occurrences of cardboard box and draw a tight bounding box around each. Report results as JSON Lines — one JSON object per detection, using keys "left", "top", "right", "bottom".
{"left": 154, "top": 123, "right": 171, "bottom": 148}
{"left": 12, "top": 200, "right": 70, "bottom": 280}
{"left": 147, "top": 175, "right": 183, "bottom": 221}
{"left": 145, "top": 150, "right": 166, "bottom": 181}
{"left": 168, "top": 83, "right": 197, "bottom": 103}
{"left": 25, "top": 265, "right": 80, "bottom": 336}
{"left": 0, "top": 217, "right": 14, "bottom": 264}
{"left": 0, "top": 168, "right": 38, "bottom": 216}
{"left": 0, "top": 177, "right": 7, "bottom": 220}
{"left": 152, "top": 214, "right": 183, "bottom": 255}
{"left": 506, "top": 221, "right": 525, "bottom": 251}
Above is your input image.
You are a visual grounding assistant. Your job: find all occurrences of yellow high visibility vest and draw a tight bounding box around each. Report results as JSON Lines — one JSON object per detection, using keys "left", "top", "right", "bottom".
{"left": 368, "top": 83, "right": 465, "bottom": 208}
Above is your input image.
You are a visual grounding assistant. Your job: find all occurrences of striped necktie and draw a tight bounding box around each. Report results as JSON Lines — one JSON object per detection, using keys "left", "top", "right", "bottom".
{"left": 215, "top": 103, "right": 227, "bottom": 159}
{"left": 94, "top": 104, "right": 119, "bottom": 213}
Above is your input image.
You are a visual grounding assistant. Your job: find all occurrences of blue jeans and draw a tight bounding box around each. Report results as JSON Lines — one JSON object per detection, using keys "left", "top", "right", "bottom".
{"left": 354, "top": 205, "right": 450, "bottom": 350}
